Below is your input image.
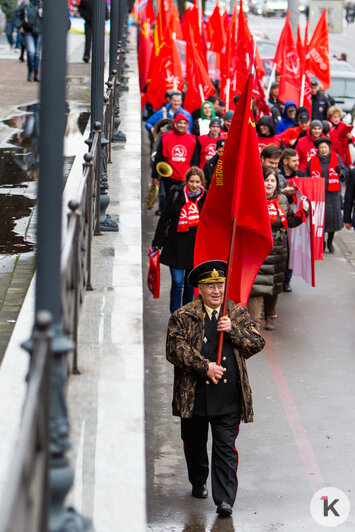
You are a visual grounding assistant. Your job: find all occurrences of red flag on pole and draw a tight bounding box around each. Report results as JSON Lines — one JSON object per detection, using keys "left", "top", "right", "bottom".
{"left": 273, "top": 13, "right": 301, "bottom": 104}
{"left": 184, "top": 24, "right": 215, "bottom": 113}
{"left": 207, "top": 3, "right": 226, "bottom": 53}
{"left": 309, "top": 9, "right": 330, "bottom": 90}
{"left": 194, "top": 74, "right": 273, "bottom": 307}
{"left": 138, "top": 8, "right": 154, "bottom": 91}
{"left": 145, "top": 26, "right": 184, "bottom": 110}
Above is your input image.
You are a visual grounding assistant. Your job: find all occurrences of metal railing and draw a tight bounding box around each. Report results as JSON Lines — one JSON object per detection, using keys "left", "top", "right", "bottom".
{"left": 0, "top": 1, "right": 130, "bottom": 528}
{"left": 0, "top": 312, "right": 52, "bottom": 532}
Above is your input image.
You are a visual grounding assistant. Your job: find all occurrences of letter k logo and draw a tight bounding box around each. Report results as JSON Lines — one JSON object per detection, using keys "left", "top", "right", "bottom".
{"left": 321, "top": 496, "right": 340, "bottom": 517}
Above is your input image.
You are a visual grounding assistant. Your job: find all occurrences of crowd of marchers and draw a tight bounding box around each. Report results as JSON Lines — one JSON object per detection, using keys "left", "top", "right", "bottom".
{"left": 145, "top": 83, "right": 355, "bottom": 331}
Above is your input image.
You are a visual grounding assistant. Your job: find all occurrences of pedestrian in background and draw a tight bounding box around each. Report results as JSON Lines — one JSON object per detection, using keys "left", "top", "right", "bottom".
{"left": 0, "top": 0, "right": 21, "bottom": 50}
{"left": 78, "top": 0, "right": 109, "bottom": 63}
{"left": 13, "top": 0, "right": 42, "bottom": 81}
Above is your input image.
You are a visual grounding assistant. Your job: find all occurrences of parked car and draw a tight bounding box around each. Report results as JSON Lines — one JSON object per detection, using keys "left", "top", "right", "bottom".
{"left": 326, "top": 71, "right": 355, "bottom": 114}
{"left": 329, "top": 59, "right": 355, "bottom": 72}
{"left": 261, "top": 0, "right": 287, "bottom": 17}
{"left": 249, "top": 0, "right": 263, "bottom": 15}
{"left": 254, "top": 36, "right": 277, "bottom": 79}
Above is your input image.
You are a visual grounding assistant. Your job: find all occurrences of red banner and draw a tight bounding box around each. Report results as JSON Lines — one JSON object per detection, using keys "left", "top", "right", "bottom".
{"left": 288, "top": 178, "right": 325, "bottom": 261}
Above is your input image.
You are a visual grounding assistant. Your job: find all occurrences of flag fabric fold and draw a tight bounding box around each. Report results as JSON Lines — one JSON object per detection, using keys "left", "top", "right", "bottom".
{"left": 309, "top": 9, "right": 330, "bottom": 90}
{"left": 273, "top": 12, "right": 301, "bottom": 104}
{"left": 194, "top": 74, "right": 273, "bottom": 306}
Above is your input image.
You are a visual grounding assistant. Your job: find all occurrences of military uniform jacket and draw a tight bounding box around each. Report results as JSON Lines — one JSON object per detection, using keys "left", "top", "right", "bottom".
{"left": 166, "top": 296, "right": 266, "bottom": 422}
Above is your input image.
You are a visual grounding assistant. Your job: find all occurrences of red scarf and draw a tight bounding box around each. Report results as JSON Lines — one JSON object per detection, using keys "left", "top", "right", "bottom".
{"left": 267, "top": 197, "right": 288, "bottom": 228}
{"left": 309, "top": 152, "right": 341, "bottom": 192}
{"left": 177, "top": 186, "right": 204, "bottom": 232}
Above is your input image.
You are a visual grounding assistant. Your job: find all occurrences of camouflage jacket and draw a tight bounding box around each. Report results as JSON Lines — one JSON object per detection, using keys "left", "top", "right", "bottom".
{"left": 166, "top": 296, "right": 265, "bottom": 422}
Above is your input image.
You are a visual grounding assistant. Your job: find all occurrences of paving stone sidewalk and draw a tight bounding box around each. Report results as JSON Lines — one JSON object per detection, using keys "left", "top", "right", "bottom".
{"left": 0, "top": 31, "right": 92, "bottom": 363}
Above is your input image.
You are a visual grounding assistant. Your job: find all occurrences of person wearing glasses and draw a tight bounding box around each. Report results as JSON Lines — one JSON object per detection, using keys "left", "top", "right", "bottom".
{"left": 166, "top": 260, "right": 265, "bottom": 518}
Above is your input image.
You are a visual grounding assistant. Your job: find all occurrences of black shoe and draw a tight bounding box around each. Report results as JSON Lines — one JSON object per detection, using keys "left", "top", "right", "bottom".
{"left": 217, "top": 501, "right": 233, "bottom": 517}
{"left": 283, "top": 281, "right": 292, "bottom": 292}
{"left": 192, "top": 484, "right": 208, "bottom": 498}
{"left": 155, "top": 209, "right": 161, "bottom": 216}
{"left": 27, "top": 69, "right": 33, "bottom": 82}
{"left": 34, "top": 70, "right": 40, "bottom": 82}
{"left": 327, "top": 240, "right": 335, "bottom": 253}
{"left": 83, "top": 56, "right": 89, "bottom": 63}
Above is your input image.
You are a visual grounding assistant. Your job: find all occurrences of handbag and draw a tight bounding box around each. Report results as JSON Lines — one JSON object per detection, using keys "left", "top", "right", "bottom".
{"left": 147, "top": 249, "right": 160, "bottom": 299}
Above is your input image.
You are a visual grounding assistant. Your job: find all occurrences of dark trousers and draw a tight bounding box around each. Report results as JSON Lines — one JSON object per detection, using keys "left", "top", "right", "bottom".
{"left": 84, "top": 21, "right": 92, "bottom": 60}
{"left": 181, "top": 411, "right": 241, "bottom": 506}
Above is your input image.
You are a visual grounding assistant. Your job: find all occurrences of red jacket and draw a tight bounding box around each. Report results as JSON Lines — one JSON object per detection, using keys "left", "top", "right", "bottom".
{"left": 296, "top": 130, "right": 322, "bottom": 171}
{"left": 329, "top": 121, "right": 354, "bottom": 167}
{"left": 280, "top": 126, "right": 302, "bottom": 148}
{"left": 162, "top": 130, "right": 197, "bottom": 181}
{"left": 198, "top": 133, "right": 227, "bottom": 169}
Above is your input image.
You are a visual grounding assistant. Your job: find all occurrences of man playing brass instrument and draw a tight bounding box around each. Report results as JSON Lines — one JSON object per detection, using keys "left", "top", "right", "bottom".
{"left": 152, "top": 114, "right": 200, "bottom": 199}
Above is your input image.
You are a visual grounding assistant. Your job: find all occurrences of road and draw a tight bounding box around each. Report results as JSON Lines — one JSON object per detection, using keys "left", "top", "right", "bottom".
{"left": 142, "top": 18, "right": 355, "bottom": 524}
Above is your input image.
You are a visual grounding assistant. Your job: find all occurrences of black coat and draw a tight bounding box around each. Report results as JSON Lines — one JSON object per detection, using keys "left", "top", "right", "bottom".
{"left": 344, "top": 168, "right": 355, "bottom": 228}
{"left": 152, "top": 186, "right": 206, "bottom": 269}
{"left": 203, "top": 152, "right": 219, "bottom": 189}
{"left": 311, "top": 92, "right": 330, "bottom": 121}
{"left": 305, "top": 153, "right": 346, "bottom": 232}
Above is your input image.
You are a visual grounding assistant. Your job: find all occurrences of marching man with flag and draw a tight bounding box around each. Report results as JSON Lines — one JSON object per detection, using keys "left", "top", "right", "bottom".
{"left": 166, "top": 73, "right": 272, "bottom": 517}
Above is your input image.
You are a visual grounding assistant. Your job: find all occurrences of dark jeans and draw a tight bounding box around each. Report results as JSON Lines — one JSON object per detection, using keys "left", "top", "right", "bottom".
{"left": 169, "top": 268, "right": 194, "bottom": 314}
{"left": 84, "top": 21, "right": 92, "bottom": 60}
{"left": 24, "top": 32, "right": 42, "bottom": 71}
{"left": 181, "top": 411, "right": 241, "bottom": 506}
{"left": 5, "top": 21, "right": 21, "bottom": 47}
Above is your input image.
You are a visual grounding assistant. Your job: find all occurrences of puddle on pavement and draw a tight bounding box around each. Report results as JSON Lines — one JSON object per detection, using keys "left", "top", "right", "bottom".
{"left": 0, "top": 104, "right": 90, "bottom": 254}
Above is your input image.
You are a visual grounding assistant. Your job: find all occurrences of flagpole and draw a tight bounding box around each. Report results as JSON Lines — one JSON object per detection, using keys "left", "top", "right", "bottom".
{"left": 265, "top": 63, "right": 276, "bottom": 102}
{"left": 216, "top": 217, "right": 238, "bottom": 365}
{"left": 199, "top": 83, "right": 205, "bottom": 103}
{"left": 300, "top": 74, "right": 305, "bottom": 106}
{"left": 226, "top": 78, "right": 230, "bottom": 111}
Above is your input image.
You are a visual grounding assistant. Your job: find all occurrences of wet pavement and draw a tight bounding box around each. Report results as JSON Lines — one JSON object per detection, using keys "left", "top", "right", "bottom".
{"left": 0, "top": 31, "right": 92, "bottom": 362}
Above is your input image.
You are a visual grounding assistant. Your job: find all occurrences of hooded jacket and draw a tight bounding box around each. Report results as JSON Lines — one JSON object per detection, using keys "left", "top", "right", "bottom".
{"left": 13, "top": 0, "right": 42, "bottom": 34}
{"left": 256, "top": 116, "right": 283, "bottom": 151}
{"left": 275, "top": 101, "right": 297, "bottom": 134}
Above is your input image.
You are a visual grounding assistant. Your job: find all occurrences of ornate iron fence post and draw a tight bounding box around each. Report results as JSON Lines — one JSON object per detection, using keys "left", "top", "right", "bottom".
{"left": 33, "top": 0, "right": 93, "bottom": 530}
{"left": 90, "top": 0, "right": 118, "bottom": 232}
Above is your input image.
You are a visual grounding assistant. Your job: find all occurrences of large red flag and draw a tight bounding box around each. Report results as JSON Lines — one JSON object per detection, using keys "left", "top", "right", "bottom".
{"left": 207, "top": 4, "right": 226, "bottom": 54}
{"left": 273, "top": 12, "right": 301, "bottom": 104}
{"left": 309, "top": 9, "right": 330, "bottom": 90}
{"left": 184, "top": 24, "right": 215, "bottom": 113}
{"left": 145, "top": 26, "right": 184, "bottom": 110}
{"left": 194, "top": 74, "right": 273, "bottom": 306}
{"left": 138, "top": 8, "right": 154, "bottom": 91}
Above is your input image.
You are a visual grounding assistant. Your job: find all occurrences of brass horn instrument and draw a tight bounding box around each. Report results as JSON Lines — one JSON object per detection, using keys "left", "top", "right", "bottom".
{"left": 145, "top": 183, "right": 159, "bottom": 210}
{"left": 156, "top": 161, "right": 173, "bottom": 178}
